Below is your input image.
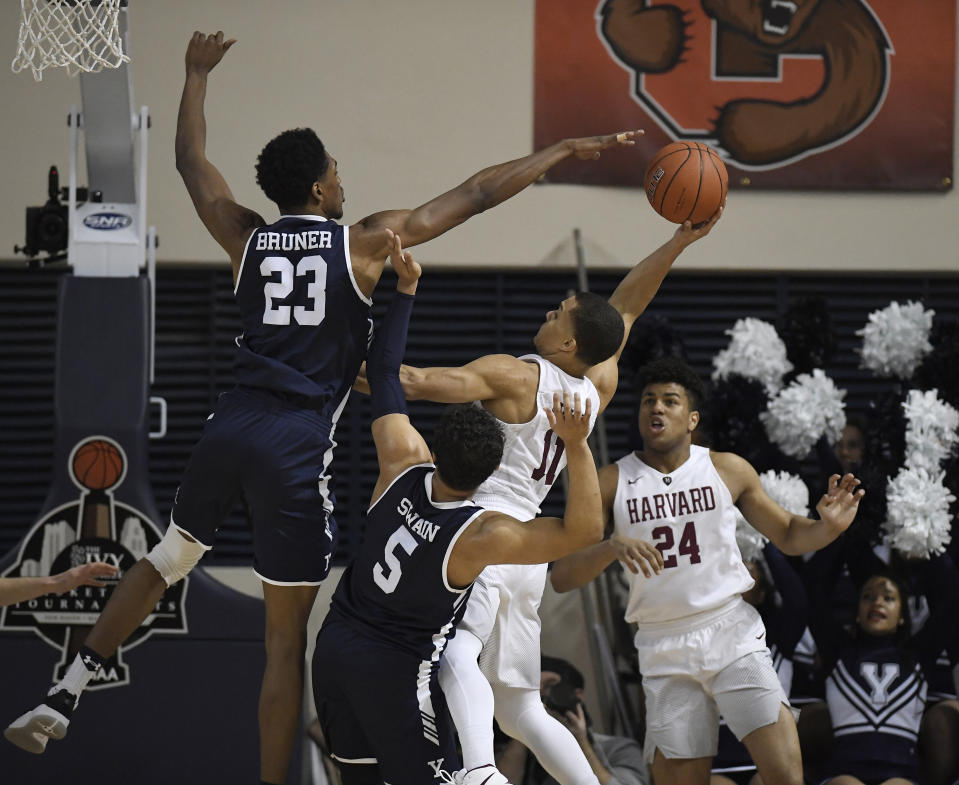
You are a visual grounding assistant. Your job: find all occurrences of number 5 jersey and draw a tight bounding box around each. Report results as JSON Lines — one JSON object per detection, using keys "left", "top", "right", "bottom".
{"left": 611, "top": 445, "right": 754, "bottom": 626}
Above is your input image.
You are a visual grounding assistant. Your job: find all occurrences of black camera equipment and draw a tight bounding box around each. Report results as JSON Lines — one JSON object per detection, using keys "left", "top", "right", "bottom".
{"left": 14, "top": 165, "right": 97, "bottom": 266}
{"left": 544, "top": 680, "right": 582, "bottom": 715}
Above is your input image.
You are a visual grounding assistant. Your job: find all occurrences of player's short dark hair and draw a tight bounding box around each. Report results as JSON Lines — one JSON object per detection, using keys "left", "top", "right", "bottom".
{"left": 255, "top": 128, "right": 329, "bottom": 211}
{"left": 633, "top": 358, "right": 706, "bottom": 411}
{"left": 432, "top": 404, "right": 505, "bottom": 492}
{"left": 570, "top": 292, "right": 624, "bottom": 367}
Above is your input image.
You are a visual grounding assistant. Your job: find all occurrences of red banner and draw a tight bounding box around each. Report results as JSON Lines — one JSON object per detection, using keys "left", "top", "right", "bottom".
{"left": 534, "top": 0, "right": 955, "bottom": 190}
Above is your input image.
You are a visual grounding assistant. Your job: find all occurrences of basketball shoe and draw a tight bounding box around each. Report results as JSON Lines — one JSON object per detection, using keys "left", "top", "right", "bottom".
{"left": 4, "top": 688, "right": 77, "bottom": 754}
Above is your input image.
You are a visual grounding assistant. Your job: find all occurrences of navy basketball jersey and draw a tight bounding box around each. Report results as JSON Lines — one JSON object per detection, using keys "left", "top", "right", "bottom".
{"left": 233, "top": 215, "right": 373, "bottom": 416}
{"left": 330, "top": 464, "right": 484, "bottom": 661}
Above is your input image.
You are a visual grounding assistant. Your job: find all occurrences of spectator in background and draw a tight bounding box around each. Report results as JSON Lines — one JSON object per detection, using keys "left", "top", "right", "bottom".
{"left": 804, "top": 537, "right": 959, "bottom": 785}
{"left": 0, "top": 562, "right": 117, "bottom": 607}
{"left": 833, "top": 418, "right": 867, "bottom": 476}
{"left": 497, "top": 656, "right": 649, "bottom": 785}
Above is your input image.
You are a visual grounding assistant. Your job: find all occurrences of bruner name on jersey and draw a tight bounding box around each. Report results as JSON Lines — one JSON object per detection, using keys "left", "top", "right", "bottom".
{"left": 254, "top": 229, "right": 333, "bottom": 252}
{"left": 624, "top": 485, "right": 717, "bottom": 525}
{"left": 397, "top": 497, "right": 440, "bottom": 543}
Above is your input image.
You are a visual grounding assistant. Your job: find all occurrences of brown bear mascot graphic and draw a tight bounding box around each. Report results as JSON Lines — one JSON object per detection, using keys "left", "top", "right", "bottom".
{"left": 600, "top": 0, "right": 892, "bottom": 166}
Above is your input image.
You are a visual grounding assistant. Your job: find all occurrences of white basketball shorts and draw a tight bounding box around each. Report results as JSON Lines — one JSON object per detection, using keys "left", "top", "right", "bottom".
{"left": 634, "top": 598, "right": 789, "bottom": 764}
{"left": 462, "top": 562, "right": 549, "bottom": 689}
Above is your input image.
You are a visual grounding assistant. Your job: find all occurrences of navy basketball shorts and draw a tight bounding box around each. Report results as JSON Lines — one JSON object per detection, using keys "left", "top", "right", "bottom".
{"left": 171, "top": 387, "right": 338, "bottom": 584}
{"left": 313, "top": 615, "right": 460, "bottom": 784}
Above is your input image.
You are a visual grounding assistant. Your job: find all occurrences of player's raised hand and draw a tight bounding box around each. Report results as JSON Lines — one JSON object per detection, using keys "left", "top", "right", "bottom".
{"left": 565, "top": 130, "right": 644, "bottom": 160}
{"left": 609, "top": 533, "right": 664, "bottom": 578}
{"left": 385, "top": 228, "right": 421, "bottom": 295}
{"left": 185, "top": 31, "right": 236, "bottom": 74}
{"left": 545, "top": 392, "right": 592, "bottom": 446}
{"left": 816, "top": 473, "right": 865, "bottom": 533}
{"left": 674, "top": 203, "right": 724, "bottom": 246}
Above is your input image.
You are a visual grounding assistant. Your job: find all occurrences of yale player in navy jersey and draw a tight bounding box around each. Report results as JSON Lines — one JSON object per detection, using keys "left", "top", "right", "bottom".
{"left": 4, "top": 30, "right": 639, "bottom": 784}
{"left": 313, "top": 231, "right": 604, "bottom": 785}
{"left": 550, "top": 358, "right": 864, "bottom": 785}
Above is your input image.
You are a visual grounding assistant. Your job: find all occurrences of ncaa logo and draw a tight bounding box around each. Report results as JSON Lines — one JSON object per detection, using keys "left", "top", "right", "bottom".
{"left": 83, "top": 212, "right": 133, "bottom": 231}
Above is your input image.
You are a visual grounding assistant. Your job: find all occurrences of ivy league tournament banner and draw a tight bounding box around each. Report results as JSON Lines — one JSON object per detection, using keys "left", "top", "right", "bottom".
{"left": 534, "top": 0, "right": 955, "bottom": 190}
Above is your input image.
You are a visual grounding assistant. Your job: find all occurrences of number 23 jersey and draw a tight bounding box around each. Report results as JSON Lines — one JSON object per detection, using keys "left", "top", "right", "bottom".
{"left": 612, "top": 445, "right": 754, "bottom": 626}
{"left": 234, "top": 215, "right": 373, "bottom": 414}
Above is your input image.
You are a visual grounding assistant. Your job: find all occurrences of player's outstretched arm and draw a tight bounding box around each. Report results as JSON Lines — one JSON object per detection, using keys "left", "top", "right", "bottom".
{"left": 175, "top": 31, "right": 264, "bottom": 272}
{"left": 0, "top": 562, "right": 118, "bottom": 607}
{"left": 367, "top": 230, "right": 432, "bottom": 503}
{"left": 350, "top": 131, "right": 642, "bottom": 266}
{"left": 550, "top": 464, "right": 664, "bottom": 592}
{"left": 587, "top": 208, "right": 723, "bottom": 408}
{"left": 718, "top": 451, "right": 865, "bottom": 556}
{"left": 449, "top": 394, "right": 604, "bottom": 585}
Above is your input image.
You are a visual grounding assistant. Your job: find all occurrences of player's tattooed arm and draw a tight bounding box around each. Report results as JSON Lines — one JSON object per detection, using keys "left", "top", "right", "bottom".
{"left": 175, "top": 32, "right": 265, "bottom": 272}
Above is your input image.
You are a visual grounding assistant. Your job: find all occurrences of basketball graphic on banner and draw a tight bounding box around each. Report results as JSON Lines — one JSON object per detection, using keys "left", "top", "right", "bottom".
{"left": 72, "top": 439, "right": 124, "bottom": 490}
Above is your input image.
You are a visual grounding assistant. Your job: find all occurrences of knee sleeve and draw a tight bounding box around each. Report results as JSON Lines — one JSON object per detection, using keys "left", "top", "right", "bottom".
{"left": 145, "top": 524, "right": 210, "bottom": 586}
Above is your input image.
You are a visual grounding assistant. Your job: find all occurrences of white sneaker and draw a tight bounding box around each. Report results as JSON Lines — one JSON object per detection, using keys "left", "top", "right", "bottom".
{"left": 455, "top": 764, "right": 513, "bottom": 785}
{"left": 4, "top": 690, "right": 76, "bottom": 754}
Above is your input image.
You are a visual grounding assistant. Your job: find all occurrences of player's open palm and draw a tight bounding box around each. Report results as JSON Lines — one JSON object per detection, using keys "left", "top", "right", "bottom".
{"left": 610, "top": 533, "right": 664, "bottom": 578}
{"left": 567, "top": 130, "right": 643, "bottom": 160}
{"left": 816, "top": 473, "right": 865, "bottom": 533}
{"left": 186, "top": 31, "right": 236, "bottom": 74}
{"left": 385, "top": 229, "right": 421, "bottom": 294}
{"left": 545, "top": 392, "right": 591, "bottom": 447}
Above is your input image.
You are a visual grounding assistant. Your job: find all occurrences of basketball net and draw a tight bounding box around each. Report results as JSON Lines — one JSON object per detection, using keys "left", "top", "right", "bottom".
{"left": 12, "top": 0, "right": 129, "bottom": 81}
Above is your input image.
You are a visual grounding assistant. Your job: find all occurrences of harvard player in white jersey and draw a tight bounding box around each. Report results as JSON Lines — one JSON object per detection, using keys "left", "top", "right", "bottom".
{"left": 388, "top": 214, "right": 722, "bottom": 785}
{"left": 550, "top": 358, "right": 865, "bottom": 785}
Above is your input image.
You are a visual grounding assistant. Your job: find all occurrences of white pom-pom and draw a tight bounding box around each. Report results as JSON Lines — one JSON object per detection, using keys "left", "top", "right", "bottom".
{"left": 760, "top": 470, "right": 810, "bottom": 517}
{"left": 857, "top": 301, "right": 934, "bottom": 379}
{"left": 712, "top": 318, "right": 793, "bottom": 395}
{"left": 760, "top": 370, "right": 847, "bottom": 458}
{"left": 902, "top": 389, "right": 959, "bottom": 473}
{"left": 882, "top": 467, "right": 956, "bottom": 558}
{"left": 734, "top": 506, "right": 767, "bottom": 563}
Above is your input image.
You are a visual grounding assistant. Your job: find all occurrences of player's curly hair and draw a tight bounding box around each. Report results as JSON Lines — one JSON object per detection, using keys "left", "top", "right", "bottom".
{"left": 633, "top": 357, "right": 706, "bottom": 411}
{"left": 432, "top": 404, "right": 505, "bottom": 492}
{"left": 255, "top": 128, "right": 328, "bottom": 210}
{"left": 570, "top": 292, "right": 624, "bottom": 366}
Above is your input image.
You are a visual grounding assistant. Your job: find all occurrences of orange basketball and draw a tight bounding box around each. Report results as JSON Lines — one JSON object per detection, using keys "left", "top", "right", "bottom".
{"left": 644, "top": 141, "right": 728, "bottom": 225}
{"left": 72, "top": 439, "right": 123, "bottom": 490}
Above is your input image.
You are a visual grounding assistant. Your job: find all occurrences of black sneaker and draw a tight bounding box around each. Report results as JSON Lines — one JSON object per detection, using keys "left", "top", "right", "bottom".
{"left": 4, "top": 689, "right": 77, "bottom": 754}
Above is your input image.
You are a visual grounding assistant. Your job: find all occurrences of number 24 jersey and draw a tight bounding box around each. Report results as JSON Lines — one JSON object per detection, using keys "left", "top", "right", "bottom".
{"left": 611, "top": 445, "right": 754, "bottom": 626}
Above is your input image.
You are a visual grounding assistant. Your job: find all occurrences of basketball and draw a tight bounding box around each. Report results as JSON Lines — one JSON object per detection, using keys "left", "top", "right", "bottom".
{"left": 644, "top": 141, "right": 728, "bottom": 225}
{"left": 72, "top": 439, "right": 124, "bottom": 490}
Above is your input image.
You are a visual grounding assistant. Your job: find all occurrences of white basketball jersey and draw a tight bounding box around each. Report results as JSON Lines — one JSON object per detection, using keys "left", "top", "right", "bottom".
{"left": 612, "top": 445, "right": 754, "bottom": 625}
{"left": 471, "top": 355, "right": 600, "bottom": 520}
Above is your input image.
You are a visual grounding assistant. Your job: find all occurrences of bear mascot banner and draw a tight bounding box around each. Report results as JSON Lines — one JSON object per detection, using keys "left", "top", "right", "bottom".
{"left": 534, "top": 0, "right": 954, "bottom": 190}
